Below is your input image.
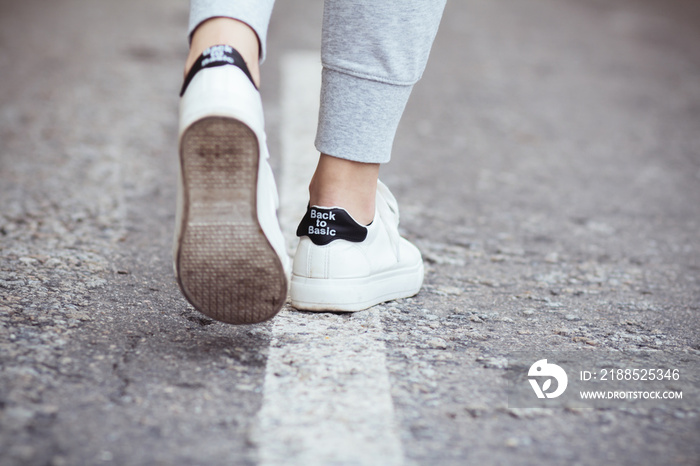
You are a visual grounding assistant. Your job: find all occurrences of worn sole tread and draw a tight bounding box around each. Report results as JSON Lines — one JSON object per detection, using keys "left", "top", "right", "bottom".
{"left": 176, "top": 116, "right": 287, "bottom": 324}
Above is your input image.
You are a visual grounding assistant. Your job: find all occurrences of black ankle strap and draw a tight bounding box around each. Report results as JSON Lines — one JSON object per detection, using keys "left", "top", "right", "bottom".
{"left": 180, "top": 44, "right": 257, "bottom": 96}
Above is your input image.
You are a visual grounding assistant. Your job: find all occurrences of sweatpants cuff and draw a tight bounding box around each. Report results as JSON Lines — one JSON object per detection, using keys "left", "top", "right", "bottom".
{"left": 315, "top": 68, "right": 413, "bottom": 164}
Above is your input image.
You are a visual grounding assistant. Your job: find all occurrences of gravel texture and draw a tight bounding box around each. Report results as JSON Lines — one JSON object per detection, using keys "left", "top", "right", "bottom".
{"left": 1, "top": 0, "right": 698, "bottom": 465}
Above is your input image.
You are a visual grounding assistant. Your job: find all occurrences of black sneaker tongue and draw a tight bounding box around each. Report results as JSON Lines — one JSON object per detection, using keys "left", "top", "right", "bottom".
{"left": 296, "top": 206, "right": 368, "bottom": 246}
{"left": 180, "top": 44, "right": 256, "bottom": 96}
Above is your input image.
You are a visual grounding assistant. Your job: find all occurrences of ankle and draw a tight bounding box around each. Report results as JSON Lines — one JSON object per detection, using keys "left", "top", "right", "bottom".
{"left": 185, "top": 17, "right": 261, "bottom": 87}
{"left": 308, "top": 154, "right": 379, "bottom": 225}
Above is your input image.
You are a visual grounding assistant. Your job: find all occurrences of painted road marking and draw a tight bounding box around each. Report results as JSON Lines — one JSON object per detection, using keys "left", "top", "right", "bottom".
{"left": 254, "top": 51, "right": 405, "bottom": 466}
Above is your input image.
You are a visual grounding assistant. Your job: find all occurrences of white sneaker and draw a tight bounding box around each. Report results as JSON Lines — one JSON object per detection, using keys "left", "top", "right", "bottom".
{"left": 290, "top": 181, "right": 424, "bottom": 311}
{"left": 174, "top": 45, "right": 290, "bottom": 325}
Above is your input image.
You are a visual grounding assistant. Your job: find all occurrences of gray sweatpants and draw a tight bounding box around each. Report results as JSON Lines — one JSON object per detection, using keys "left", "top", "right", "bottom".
{"left": 188, "top": 0, "right": 446, "bottom": 163}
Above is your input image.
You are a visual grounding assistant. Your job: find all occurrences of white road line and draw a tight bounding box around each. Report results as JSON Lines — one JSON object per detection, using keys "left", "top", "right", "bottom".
{"left": 277, "top": 52, "right": 321, "bottom": 250}
{"left": 254, "top": 51, "right": 405, "bottom": 466}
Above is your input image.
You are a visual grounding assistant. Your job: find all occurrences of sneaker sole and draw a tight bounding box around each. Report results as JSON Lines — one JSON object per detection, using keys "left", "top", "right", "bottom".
{"left": 176, "top": 116, "right": 287, "bottom": 324}
{"left": 290, "top": 260, "right": 424, "bottom": 312}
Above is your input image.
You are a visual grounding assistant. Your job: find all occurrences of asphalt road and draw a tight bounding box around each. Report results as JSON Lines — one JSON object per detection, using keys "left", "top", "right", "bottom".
{"left": 1, "top": 0, "right": 699, "bottom": 465}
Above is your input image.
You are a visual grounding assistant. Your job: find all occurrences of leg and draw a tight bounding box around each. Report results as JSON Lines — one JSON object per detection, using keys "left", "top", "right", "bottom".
{"left": 187, "top": 0, "right": 275, "bottom": 71}
{"left": 175, "top": 1, "right": 288, "bottom": 325}
{"left": 186, "top": 17, "right": 261, "bottom": 86}
{"left": 309, "top": 0, "right": 446, "bottom": 223}
{"left": 308, "top": 155, "right": 379, "bottom": 226}
{"left": 291, "top": 0, "right": 446, "bottom": 311}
